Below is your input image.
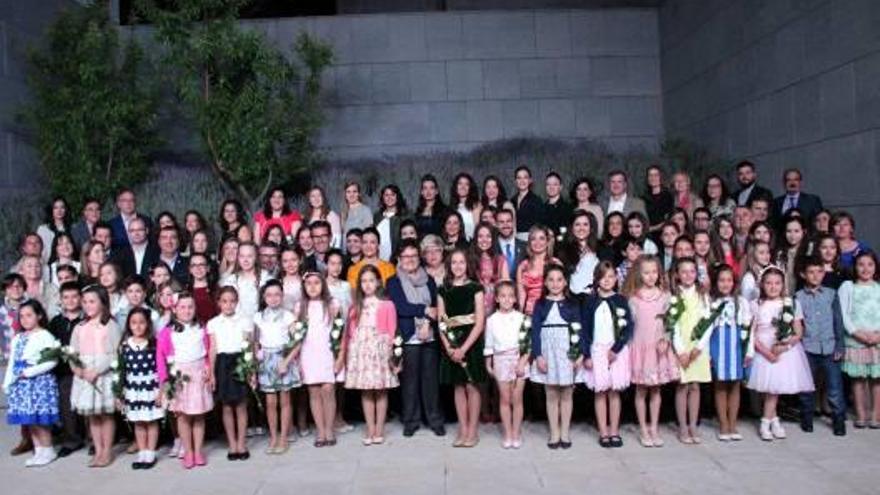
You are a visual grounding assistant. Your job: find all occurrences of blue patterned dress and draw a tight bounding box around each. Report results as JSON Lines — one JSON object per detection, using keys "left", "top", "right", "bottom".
{"left": 6, "top": 334, "right": 59, "bottom": 426}
{"left": 708, "top": 296, "right": 750, "bottom": 382}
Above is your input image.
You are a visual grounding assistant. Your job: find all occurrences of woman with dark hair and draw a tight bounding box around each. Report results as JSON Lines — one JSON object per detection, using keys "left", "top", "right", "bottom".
{"left": 641, "top": 165, "right": 673, "bottom": 236}
{"left": 701, "top": 174, "right": 736, "bottom": 219}
{"left": 832, "top": 211, "right": 872, "bottom": 271}
{"left": 470, "top": 222, "right": 509, "bottom": 314}
{"left": 570, "top": 177, "right": 605, "bottom": 238}
{"left": 217, "top": 199, "right": 248, "bottom": 236}
{"left": 375, "top": 184, "right": 409, "bottom": 262}
{"left": 182, "top": 210, "right": 210, "bottom": 256}
{"left": 253, "top": 187, "right": 302, "bottom": 244}
{"left": 481, "top": 175, "right": 514, "bottom": 213}
{"left": 37, "top": 196, "right": 72, "bottom": 263}
{"left": 385, "top": 240, "right": 445, "bottom": 437}
{"left": 415, "top": 175, "right": 447, "bottom": 237}
{"left": 47, "top": 232, "right": 81, "bottom": 287}
{"left": 450, "top": 173, "right": 482, "bottom": 242}
{"left": 599, "top": 212, "right": 626, "bottom": 264}
{"left": 305, "top": 186, "right": 343, "bottom": 249}
{"left": 543, "top": 172, "right": 572, "bottom": 237}
{"left": 559, "top": 209, "right": 600, "bottom": 296}
{"left": 441, "top": 210, "right": 470, "bottom": 252}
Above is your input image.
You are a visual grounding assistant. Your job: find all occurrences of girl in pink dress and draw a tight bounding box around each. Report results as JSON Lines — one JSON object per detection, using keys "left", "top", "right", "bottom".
{"left": 746, "top": 266, "right": 814, "bottom": 441}
{"left": 156, "top": 292, "right": 214, "bottom": 469}
{"left": 517, "top": 225, "right": 560, "bottom": 316}
{"left": 297, "top": 272, "right": 343, "bottom": 447}
{"left": 70, "top": 285, "right": 122, "bottom": 468}
{"left": 624, "top": 255, "right": 680, "bottom": 447}
{"left": 344, "top": 265, "right": 400, "bottom": 445}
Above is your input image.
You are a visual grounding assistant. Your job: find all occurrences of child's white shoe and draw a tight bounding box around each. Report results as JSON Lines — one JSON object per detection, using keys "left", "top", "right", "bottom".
{"left": 770, "top": 417, "right": 786, "bottom": 439}
{"left": 759, "top": 418, "right": 773, "bottom": 441}
{"left": 26, "top": 447, "right": 56, "bottom": 467}
{"left": 168, "top": 438, "right": 181, "bottom": 458}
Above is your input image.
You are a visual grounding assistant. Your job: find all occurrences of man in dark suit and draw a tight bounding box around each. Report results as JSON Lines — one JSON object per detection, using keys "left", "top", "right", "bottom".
{"left": 733, "top": 160, "right": 774, "bottom": 207}
{"left": 773, "top": 167, "right": 824, "bottom": 224}
{"left": 112, "top": 217, "right": 159, "bottom": 279}
{"left": 495, "top": 208, "right": 526, "bottom": 280}
{"left": 70, "top": 197, "right": 102, "bottom": 250}
{"left": 152, "top": 226, "right": 189, "bottom": 285}
{"left": 108, "top": 188, "right": 153, "bottom": 251}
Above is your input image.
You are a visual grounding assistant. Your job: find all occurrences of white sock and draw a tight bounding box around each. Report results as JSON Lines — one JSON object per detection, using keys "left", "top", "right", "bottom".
{"left": 146, "top": 450, "right": 156, "bottom": 463}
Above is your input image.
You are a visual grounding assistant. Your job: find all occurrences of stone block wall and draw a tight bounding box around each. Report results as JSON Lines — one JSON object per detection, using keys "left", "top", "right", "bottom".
{"left": 660, "top": 0, "right": 880, "bottom": 246}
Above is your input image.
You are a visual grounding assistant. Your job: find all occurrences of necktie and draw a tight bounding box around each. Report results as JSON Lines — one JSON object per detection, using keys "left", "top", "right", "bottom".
{"left": 785, "top": 194, "right": 797, "bottom": 213}
{"left": 505, "top": 243, "right": 514, "bottom": 276}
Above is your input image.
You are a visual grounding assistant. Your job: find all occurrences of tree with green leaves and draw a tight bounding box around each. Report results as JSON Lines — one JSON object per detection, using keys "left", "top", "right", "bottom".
{"left": 24, "top": 2, "right": 160, "bottom": 209}
{"left": 138, "top": 0, "right": 333, "bottom": 212}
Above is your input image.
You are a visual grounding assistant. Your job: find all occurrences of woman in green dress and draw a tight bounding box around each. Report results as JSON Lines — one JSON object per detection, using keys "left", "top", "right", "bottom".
{"left": 438, "top": 248, "right": 486, "bottom": 448}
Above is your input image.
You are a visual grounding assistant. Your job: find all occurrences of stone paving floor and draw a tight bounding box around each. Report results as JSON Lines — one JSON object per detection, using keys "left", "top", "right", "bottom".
{"left": 1, "top": 412, "right": 878, "bottom": 495}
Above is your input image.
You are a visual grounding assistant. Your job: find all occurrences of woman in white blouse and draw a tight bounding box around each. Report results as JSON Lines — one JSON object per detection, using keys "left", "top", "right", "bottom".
{"left": 450, "top": 173, "right": 482, "bottom": 242}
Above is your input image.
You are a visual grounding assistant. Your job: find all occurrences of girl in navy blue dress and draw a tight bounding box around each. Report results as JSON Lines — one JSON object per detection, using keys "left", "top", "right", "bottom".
{"left": 2, "top": 300, "right": 60, "bottom": 467}
{"left": 119, "top": 308, "right": 164, "bottom": 469}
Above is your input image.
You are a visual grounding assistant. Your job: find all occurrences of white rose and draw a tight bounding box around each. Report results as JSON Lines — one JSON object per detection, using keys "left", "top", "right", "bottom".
{"left": 570, "top": 334, "right": 580, "bottom": 344}
{"left": 711, "top": 301, "right": 722, "bottom": 311}
{"left": 169, "top": 364, "right": 177, "bottom": 375}
{"left": 393, "top": 347, "right": 403, "bottom": 357}
{"left": 669, "top": 296, "right": 679, "bottom": 305}
{"left": 556, "top": 235, "right": 563, "bottom": 242}
{"left": 240, "top": 340, "right": 250, "bottom": 351}
{"left": 571, "top": 322, "right": 582, "bottom": 331}
{"left": 439, "top": 322, "right": 448, "bottom": 332}
{"left": 782, "top": 313, "right": 794, "bottom": 323}
{"left": 740, "top": 330, "right": 749, "bottom": 340}
{"left": 293, "top": 331, "right": 303, "bottom": 341}
{"left": 166, "top": 356, "right": 175, "bottom": 365}
{"left": 330, "top": 330, "right": 341, "bottom": 340}
{"left": 294, "top": 321, "right": 304, "bottom": 331}
{"left": 519, "top": 331, "right": 527, "bottom": 340}
{"left": 669, "top": 307, "right": 678, "bottom": 316}
{"left": 110, "top": 359, "right": 119, "bottom": 369}
{"left": 615, "top": 308, "right": 626, "bottom": 317}
{"left": 393, "top": 336, "right": 403, "bottom": 346}
{"left": 523, "top": 318, "right": 532, "bottom": 329}
{"left": 244, "top": 352, "right": 253, "bottom": 362}
{"left": 783, "top": 297, "right": 793, "bottom": 306}
{"left": 617, "top": 318, "right": 627, "bottom": 328}
{"left": 61, "top": 345, "right": 72, "bottom": 354}
{"left": 334, "top": 318, "right": 344, "bottom": 327}
{"left": 50, "top": 340, "right": 61, "bottom": 349}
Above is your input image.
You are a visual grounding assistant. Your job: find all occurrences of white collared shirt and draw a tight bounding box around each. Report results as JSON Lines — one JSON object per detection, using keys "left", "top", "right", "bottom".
{"left": 608, "top": 194, "right": 627, "bottom": 214}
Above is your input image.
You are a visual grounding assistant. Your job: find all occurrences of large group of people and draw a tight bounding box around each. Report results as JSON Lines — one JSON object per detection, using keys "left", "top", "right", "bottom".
{"left": 1, "top": 160, "right": 878, "bottom": 470}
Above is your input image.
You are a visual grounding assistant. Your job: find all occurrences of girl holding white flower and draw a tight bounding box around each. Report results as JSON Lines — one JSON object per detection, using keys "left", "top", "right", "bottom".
{"left": 670, "top": 257, "right": 713, "bottom": 445}
{"left": 70, "top": 284, "right": 122, "bottom": 468}
{"left": 580, "top": 261, "right": 633, "bottom": 448}
{"left": 254, "top": 280, "right": 300, "bottom": 454}
{"left": 118, "top": 308, "right": 164, "bottom": 469}
{"left": 623, "top": 255, "right": 679, "bottom": 448}
{"left": 207, "top": 286, "right": 253, "bottom": 460}
{"left": 298, "top": 271, "right": 345, "bottom": 447}
{"left": 438, "top": 248, "right": 486, "bottom": 448}
{"left": 156, "top": 292, "right": 214, "bottom": 469}
{"left": 2, "top": 300, "right": 60, "bottom": 467}
{"left": 483, "top": 281, "right": 528, "bottom": 448}
{"left": 344, "top": 265, "right": 400, "bottom": 445}
{"left": 746, "top": 266, "right": 814, "bottom": 441}
{"left": 530, "top": 264, "right": 582, "bottom": 449}
{"left": 707, "top": 264, "right": 751, "bottom": 441}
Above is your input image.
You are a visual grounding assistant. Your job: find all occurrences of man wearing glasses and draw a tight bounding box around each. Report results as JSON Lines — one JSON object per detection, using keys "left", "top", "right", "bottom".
{"left": 113, "top": 217, "right": 159, "bottom": 279}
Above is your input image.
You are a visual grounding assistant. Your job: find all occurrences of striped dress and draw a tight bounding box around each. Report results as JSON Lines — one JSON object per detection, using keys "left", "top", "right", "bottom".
{"left": 708, "top": 296, "right": 750, "bottom": 382}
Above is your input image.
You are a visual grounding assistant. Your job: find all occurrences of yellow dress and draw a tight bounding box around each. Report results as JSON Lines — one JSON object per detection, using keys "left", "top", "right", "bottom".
{"left": 675, "top": 287, "right": 712, "bottom": 383}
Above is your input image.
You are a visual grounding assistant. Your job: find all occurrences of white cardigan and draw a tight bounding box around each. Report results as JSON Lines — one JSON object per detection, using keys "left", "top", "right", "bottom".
{"left": 2, "top": 329, "right": 59, "bottom": 393}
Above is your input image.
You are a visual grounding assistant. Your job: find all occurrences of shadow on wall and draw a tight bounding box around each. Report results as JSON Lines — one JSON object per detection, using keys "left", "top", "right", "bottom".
{"left": 0, "top": 137, "right": 728, "bottom": 268}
